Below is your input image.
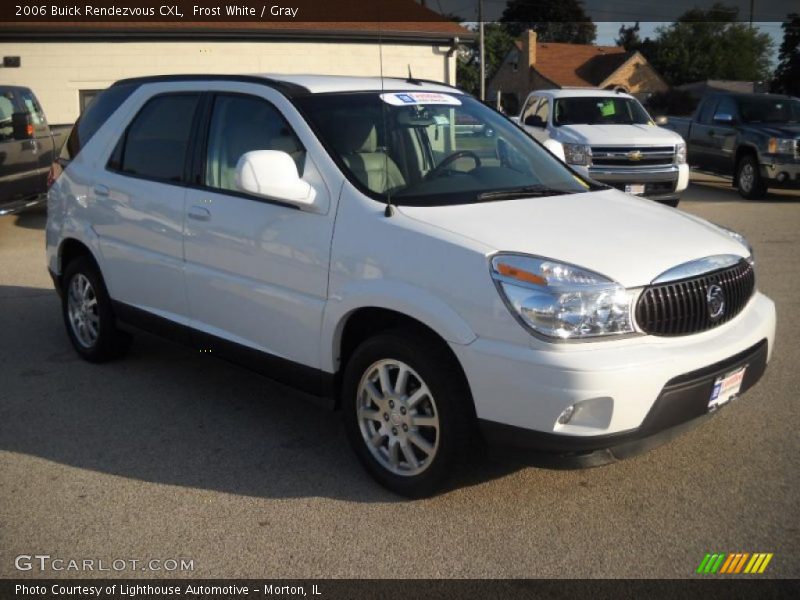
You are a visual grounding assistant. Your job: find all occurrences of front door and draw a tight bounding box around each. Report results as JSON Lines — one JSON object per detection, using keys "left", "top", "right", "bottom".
{"left": 183, "top": 91, "right": 335, "bottom": 374}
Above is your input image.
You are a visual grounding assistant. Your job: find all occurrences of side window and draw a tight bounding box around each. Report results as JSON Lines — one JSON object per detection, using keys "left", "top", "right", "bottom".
{"left": 0, "top": 90, "right": 14, "bottom": 142}
{"left": 698, "top": 98, "right": 719, "bottom": 124}
{"left": 534, "top": 97, "right": 550, "bottom": 123}
{"left": 714, "top": 96, "right": 738, "bottom": 120}
{"left": 19, "top": 89, "right": 46, "bottom": 129}
{"left": 204, "top": 94, "right": 306, "bottom": 193}
{"left": 521, "top": 96, "right": 540, "bottom": 121}
{"left": 111, "top": 93, "right": 200, "bottom": 183}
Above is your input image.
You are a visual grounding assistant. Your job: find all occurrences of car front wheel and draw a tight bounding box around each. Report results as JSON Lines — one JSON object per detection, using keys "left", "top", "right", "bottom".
{"left": 736, "top": 154, "right": 767, "bottom": 199}
{"left": 342, "top": 330, "right": 472, "bottom": 497}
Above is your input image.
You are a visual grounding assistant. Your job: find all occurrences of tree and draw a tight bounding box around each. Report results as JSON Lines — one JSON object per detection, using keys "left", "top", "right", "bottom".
{"left": 456, "top": 23, "right": 515, "bottom": 97}
{"left": 616, "top": 22, "right": 641, "bottom": 51}
{"left": 771, "top": 14, "right": 800, "bottom": 96}
{"left": 499, "top": 0, "right": 596, "bottom": 44}
{"left": 638, "top": 3, "right": 773, "bottom": 86}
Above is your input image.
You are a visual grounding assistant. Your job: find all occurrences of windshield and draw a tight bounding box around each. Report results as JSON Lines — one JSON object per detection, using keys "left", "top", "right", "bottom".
{"left": 294, "top": 91, "right": 592, "bottom": 206}
{"left": 738, "top": 97, "right": 800, "bottom": 124}
{"left": 553, "top": 96, "right": 652, "bottom": 126}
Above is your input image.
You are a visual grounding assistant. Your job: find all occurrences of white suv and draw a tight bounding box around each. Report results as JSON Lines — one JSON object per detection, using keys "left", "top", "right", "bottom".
{"left": 514, "top": 89, "right": 689, "bottom": 207}
{"left": 46, "top": 74, "right": 776, "bottom": 497}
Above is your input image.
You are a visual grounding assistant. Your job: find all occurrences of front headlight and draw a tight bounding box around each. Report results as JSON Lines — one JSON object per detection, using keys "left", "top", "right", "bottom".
{"left": 490, "top": 254, "right": 636, "bottom": 340}
{"left": 716, "top": 224, "right": 754, "bottom": 262}
{"left": 675, "top": 142, "right": 687, "bottom": 164}
{"left": 767, "top": 137, "right": 796, "bottom": 155}
{"left": 563, "top": 143, "right": 592, "bottom": 166}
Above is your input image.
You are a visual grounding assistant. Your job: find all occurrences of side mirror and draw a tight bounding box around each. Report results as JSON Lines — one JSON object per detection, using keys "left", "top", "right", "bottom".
{"left": 713, "top": 113, "right": 735, "bottom": 125}
{"left": 235, "top": 150, "right": 316, "bottom": 209}
{"left": 12, "top": 112, "right": 33, "bottom": 140}
{"left": 524, "top": 114, "right": 545, "bottom": 128}
{"left": 654, "top": 115, "right": 668, "bottom": 126}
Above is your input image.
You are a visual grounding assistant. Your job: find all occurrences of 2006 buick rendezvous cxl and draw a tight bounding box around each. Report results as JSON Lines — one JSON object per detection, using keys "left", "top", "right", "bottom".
{"left": 46, "top": 75, "right": 776, "bottom": 496}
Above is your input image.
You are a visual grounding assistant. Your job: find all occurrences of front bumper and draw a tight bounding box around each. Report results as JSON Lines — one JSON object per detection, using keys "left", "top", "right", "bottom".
{"left": 761, "top": 159, "right": 800, "bottom": 188}
{"left": 478, "top": 339, "right": 768, "bottom": 466}
{"left": 574, "top": 164, "right": 690, "bottom": 202}
{"left": 451, "top": 290, "right": 776, "bottom": 461}
{"left": 0, "top": 193, "right": 46, "bottom": 216}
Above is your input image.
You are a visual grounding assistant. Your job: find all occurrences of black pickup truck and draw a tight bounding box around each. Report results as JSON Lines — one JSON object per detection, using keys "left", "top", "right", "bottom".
{"left": 663, "top": 92, "right": 800, "bottom": 199}
{"left": 0, "top": 85, "right": 68, "bottom": 215}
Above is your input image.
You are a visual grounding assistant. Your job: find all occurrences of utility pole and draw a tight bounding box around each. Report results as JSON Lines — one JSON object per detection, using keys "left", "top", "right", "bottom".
{"left": 479, "top": 0, "right": 485, "bottom": 102}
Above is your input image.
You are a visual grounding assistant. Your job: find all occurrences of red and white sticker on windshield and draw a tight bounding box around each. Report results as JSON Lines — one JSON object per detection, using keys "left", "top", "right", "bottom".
{"left": 380, "top": 92, "right": 462, "bottom": 106}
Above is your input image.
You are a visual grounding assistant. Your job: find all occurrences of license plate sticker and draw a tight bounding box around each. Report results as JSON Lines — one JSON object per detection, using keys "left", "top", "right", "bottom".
{"left": 708, "top": 365, "right": 747, "bottom": 411}
{"left": 625, "top": 184, "right": 645, "bottom": 195}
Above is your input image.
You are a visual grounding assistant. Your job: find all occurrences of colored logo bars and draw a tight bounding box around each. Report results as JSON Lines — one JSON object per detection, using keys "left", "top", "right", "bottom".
{"left": 697, "top": 552, "right": 773, "bottom": 574}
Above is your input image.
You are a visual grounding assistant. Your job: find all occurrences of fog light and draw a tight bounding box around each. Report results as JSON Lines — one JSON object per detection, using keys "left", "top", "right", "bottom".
{"left": 557, "top": 404, "right": 575, "bottom": 425}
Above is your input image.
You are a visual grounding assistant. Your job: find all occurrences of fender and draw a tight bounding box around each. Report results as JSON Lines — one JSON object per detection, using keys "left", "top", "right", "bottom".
{"left": 55, "top": 222, "right": 104, "bottom": 277}
{"left": 320, "top": 279, "right": 477, "bottom": 373}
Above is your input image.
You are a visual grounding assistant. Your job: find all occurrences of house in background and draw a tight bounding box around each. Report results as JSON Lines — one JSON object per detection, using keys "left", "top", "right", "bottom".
{"left": 488, "top": 31, "right": 668, "bottom": 116}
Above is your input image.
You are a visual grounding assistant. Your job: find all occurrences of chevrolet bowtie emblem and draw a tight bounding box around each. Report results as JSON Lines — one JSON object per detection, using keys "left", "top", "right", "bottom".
{"left": 628, "top": 150, "right": 643, "bottom": 161}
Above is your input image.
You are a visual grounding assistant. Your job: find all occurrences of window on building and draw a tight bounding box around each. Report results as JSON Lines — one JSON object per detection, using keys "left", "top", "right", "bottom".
{"left": 79, "top": 89, "right": 104, "bottom": 115}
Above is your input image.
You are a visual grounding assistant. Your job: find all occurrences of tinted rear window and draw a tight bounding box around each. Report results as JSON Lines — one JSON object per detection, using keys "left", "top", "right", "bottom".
{"left": 60, "top": 82, "right": 140, "bottom": 161}
{"left": 111, "top": 93, "right": 200, "bottom": 183}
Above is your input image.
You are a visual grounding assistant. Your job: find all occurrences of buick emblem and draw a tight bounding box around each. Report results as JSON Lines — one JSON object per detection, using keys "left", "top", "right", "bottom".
{"left": 706, "top": 284, "right": 725, "bottom": 321}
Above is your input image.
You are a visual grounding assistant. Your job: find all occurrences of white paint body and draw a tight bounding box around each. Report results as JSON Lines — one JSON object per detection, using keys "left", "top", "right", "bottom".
{"left": 47, "top": 75, "right": 776, "bottom": 440}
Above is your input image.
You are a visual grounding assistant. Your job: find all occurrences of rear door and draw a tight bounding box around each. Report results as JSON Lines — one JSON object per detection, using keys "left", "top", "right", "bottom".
{"left": 91, "top": 90, "right": 201, "bottom": 325}
{"left": 687, "top": 97, "right": 719, "bottom": 169}
{"left": 707, "top": 96, "right": 739, "bottom": 175}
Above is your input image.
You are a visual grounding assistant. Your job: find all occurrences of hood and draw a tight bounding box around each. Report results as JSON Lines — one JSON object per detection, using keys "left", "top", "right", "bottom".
{"left": 555, "top": 123, "right": 684, "bottom": 146}
{"left": 398, "top": 189, "right": 749, "bottom": 287}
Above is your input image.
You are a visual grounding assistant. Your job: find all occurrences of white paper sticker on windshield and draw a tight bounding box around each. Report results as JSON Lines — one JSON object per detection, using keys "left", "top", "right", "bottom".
{"left": 380, "top": 92, "right": 462, "bottom": 106}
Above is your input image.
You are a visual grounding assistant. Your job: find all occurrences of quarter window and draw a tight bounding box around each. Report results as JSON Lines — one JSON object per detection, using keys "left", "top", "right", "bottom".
{"left": 112, "top": 93, "right": 200, "bottom": 183}
{"left": 204, "top": 94, "right": 306, "bottom": 193}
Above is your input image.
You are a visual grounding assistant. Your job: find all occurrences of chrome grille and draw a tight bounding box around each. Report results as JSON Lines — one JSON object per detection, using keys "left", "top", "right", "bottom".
{"left": 636, "top": 259, "right": 755, "bottom": 336}
{"left": 591, "top": 146, "right": 675, "bottom": 167}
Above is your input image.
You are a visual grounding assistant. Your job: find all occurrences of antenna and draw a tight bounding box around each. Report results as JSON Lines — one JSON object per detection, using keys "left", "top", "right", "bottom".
{"left": 406, "top": 65, "right": 423, "bottom": 86}
{"left": 378, "top": 11, "right": 395, "bottom": 217}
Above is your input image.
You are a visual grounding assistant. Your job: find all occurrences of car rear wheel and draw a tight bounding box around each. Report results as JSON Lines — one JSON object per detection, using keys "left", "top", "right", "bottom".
{"left": 342, "top": 330, "right": 472, "bottom": 497}
{"left": 736, "top": 155, "right": 767, "bottom": 199}
{"left": 61, "top": 256, "right": 130, "bottom": 362}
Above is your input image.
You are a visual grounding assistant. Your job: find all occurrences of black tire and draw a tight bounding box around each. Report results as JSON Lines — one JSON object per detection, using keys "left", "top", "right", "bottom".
{"left": 61, "top": 255, "right": 131, "bottom": 362}
{"left": 736, "top": 154, "right": 767, "bottom": 199}
{"left": 341, "top": 329, "right": 473, "bottom": 498}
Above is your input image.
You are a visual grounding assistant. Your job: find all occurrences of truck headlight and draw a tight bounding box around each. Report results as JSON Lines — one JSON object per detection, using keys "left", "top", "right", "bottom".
{"left": 490, "top": 254, "right": 636, "bottom": 340}
{"left": 675, "top": 142, "right": 687, "bottom": 164}
{"left": 563, "top": 144, "right": 592, "bottom": 166}
{"left": 767, "top": 137, "right": 796, "bottom": 155}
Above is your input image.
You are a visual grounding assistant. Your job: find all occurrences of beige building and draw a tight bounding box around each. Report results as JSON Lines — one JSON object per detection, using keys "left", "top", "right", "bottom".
{"left": 489, "top": 31, "right": 668, "bottom": 116}
{"left": 0, "top": 20, "right": 470, "bottom": 125}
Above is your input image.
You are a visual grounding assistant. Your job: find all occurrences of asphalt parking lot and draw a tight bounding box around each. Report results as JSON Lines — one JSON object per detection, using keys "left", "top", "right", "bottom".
{"left": 1, "top": 173, "right": 798, "bottom": 579}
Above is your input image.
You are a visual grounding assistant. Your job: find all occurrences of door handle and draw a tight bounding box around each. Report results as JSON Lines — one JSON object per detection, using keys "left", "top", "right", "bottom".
{"left": 187, "top": 206, "right": 211, "bottom": 221}
{"left": 93, "top": 184, "right": 109, "bottom": 196}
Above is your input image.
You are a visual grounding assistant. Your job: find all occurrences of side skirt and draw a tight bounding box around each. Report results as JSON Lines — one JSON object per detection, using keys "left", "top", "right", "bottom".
{"left": 112, "top": 300, "right": 336, "bottom": 409}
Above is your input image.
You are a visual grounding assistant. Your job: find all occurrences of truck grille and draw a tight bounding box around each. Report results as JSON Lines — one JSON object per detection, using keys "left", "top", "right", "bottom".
{"left": 635, "top": 259, "right": 755, "bottom": 336}
{"left": 591, "top": 146, "right": 674, "bottom": 167}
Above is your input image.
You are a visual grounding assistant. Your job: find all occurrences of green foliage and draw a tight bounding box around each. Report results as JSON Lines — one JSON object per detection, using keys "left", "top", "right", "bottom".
{"left": 616, "top": 22, "right": 642, "bottom": 51}
{"left": 457, "top": 23, "right": 515, "bottom": 97}
{"left": 771, "top": 14, "right": 800, "bottom": 95}
{"left": 499, "top": 0, "right": 596, "bottom": 43}
{"left": 637, "top": 3, "right": 773, "bottom": 86}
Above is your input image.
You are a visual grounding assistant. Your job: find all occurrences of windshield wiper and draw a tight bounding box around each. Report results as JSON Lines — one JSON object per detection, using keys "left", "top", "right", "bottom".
{"left": 477, "top": 185, "right": 576, "bottom": 201}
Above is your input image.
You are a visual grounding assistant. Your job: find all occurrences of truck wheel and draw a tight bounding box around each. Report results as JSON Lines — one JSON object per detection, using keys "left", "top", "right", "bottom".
{"left": 61, "top": 256, "right": 131, "bottom": 362}
{"left": 342, "top": 330, "right": 472, "bottom": 498}
{"left": 736, "top": 155, "right": 767, "bottom": 199}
